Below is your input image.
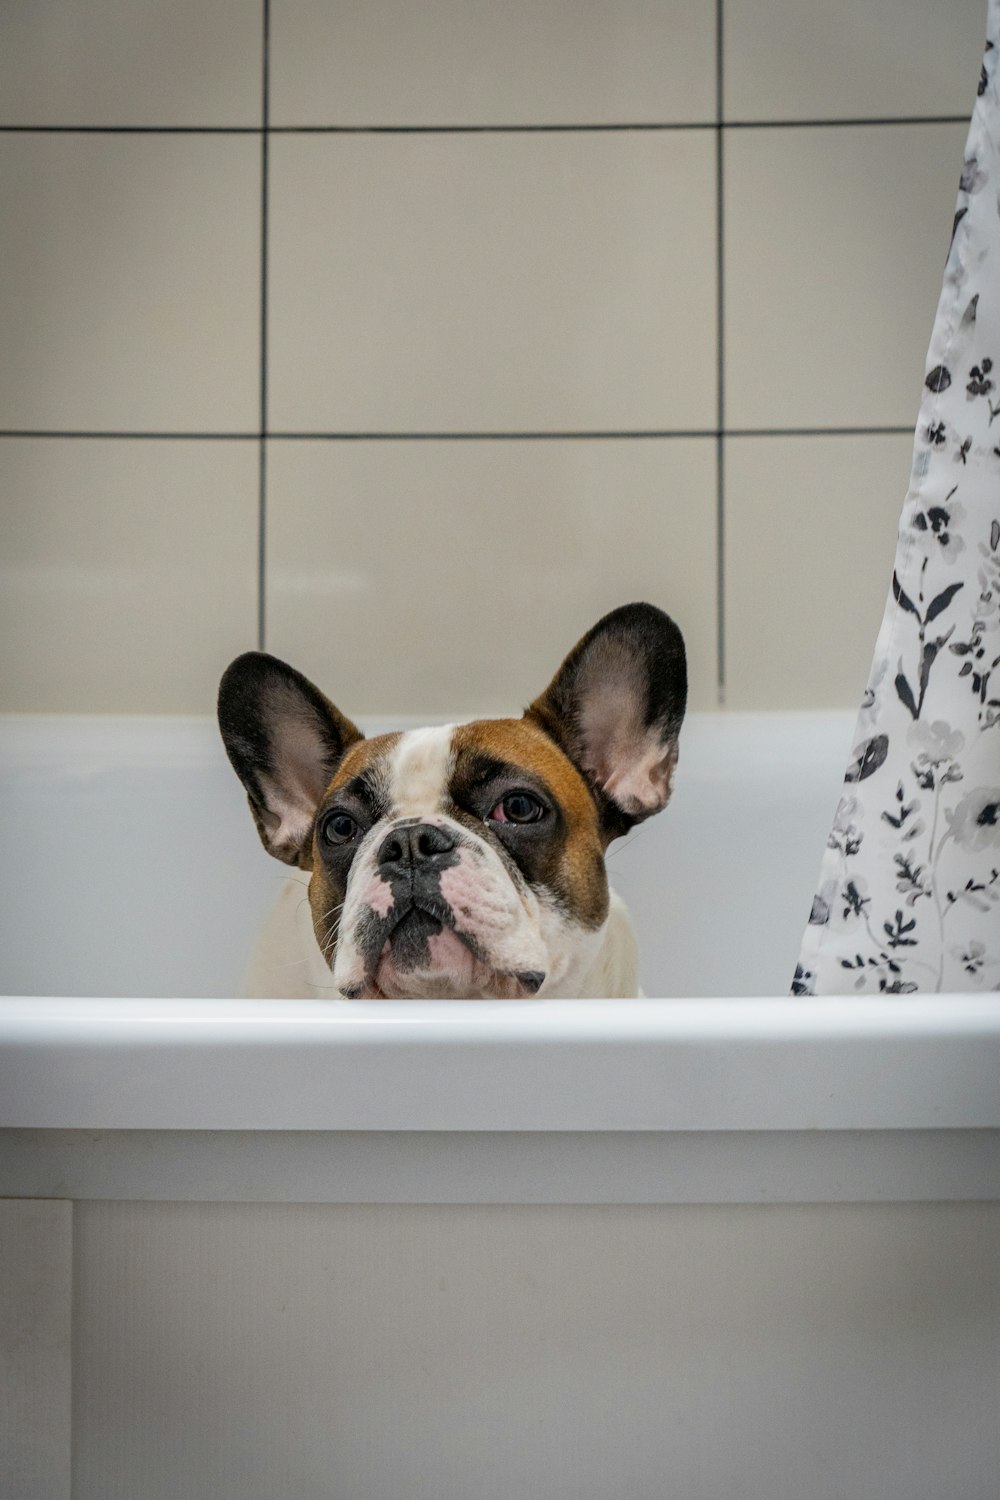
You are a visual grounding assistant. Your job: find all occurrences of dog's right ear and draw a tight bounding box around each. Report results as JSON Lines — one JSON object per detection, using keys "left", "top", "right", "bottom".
{"left": 217, "top": 652, "right": 364, "bottom": 867}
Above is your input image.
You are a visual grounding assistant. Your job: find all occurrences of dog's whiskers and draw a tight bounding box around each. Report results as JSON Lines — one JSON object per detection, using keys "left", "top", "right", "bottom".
{"left": 316, "top": 900, "right": 346, "bottom": 958}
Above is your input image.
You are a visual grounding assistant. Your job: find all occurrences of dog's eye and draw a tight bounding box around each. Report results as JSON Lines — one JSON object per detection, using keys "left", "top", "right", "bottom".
{"left": 490, "top": 791, "right": 546, "bottom": 825}
{"left": 320, "top": 809, "right": 360, "bottom": 845}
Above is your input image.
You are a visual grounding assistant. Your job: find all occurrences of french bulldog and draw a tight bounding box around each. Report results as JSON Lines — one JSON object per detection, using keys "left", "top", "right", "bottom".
{"left": 218, "top": 602, "right": 686, "bottom": 999}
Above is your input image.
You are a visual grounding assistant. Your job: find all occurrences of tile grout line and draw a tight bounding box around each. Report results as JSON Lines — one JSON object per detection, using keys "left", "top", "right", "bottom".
{"left": 0, "top": 431, "right": 262, "bottom": 440}
{"left": 0, "top": 117, "right": 970, "bottom": 135}
{"left": 723, "top": 114, "right": 969, "bottom": 129}
{"left": 277, "top": 115, "right": 971, "bottom": 132}
{"left": 257, "top": 0, "right": 270, "bottom": 652}
{"left": 715, "top": 0, "right": 726, "bottom": 705}
{"left": 0, "top": 427, "right": 915, "bottom": 441}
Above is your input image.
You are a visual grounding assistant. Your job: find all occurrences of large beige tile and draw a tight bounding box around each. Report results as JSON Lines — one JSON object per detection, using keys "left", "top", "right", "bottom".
{"left": 725, "top": 0, "right": 985, "bottom": 122}
{"left": 725, "top": 124, "right": 968, "bottom": 431}
{"left": 0, "top": 0, "right": 261, "bottom": 126}
{"left": 724, "top": 434, "right": 914, "bottom": 709}
{"left": 0, "top": 440, "right": 258, "bottom": 712}
{"left": 268, "top": 133, "right": 716, "bottom": 433}
{"left": 266, "top": 438, "right": 716, "bottom": 717}
{"left": 270, "top": 0, "right": 714, "bottom": 126}
{"left": 0, "top": 136, "right": 260, "bottom": 432}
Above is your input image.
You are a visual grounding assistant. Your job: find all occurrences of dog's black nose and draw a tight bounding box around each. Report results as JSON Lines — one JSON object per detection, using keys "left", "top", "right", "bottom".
{"left": 515, "top": 970, "right": 546, "bottom": 995}
{"left": 377, "top": 822, "right": 456, "bottom": 875}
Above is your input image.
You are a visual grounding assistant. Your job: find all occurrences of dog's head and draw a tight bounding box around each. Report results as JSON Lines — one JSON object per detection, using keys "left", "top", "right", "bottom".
{"left": 218, "top": 603, "right": 686, "bottom": 998}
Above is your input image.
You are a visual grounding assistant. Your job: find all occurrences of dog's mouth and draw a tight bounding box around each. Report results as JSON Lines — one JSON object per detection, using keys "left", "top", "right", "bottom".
{"left": 343, "top": 898, "right": 544, "bottom": 1000}
{"left": 376, "top": 900, "right": 483, "bottom": 995}
{"left": 384, "top": 904, "right": 449, "bottom": 967}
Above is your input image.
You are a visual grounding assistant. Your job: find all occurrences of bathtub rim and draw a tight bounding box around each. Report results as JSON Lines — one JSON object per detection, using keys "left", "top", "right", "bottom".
{"left": 1, "top": 994, "right": 998, "bottom": 1133}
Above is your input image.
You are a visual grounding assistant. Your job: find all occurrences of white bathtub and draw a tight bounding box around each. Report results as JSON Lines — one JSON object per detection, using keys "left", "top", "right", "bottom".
{"left": 1, "top": 712, "right": 999, "bottom": 1500}
{"left": 0, "top": 708, "right": 862, "bottom": 1000}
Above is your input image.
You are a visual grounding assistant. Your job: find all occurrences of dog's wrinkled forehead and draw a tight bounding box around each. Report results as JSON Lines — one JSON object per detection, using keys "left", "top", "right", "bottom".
{"left": 325, "top": 718, "right": 598, "bottom": 825}
{"left": 387, "top": 726, "right": 456, "bottom": 815}
{"left": 325, "top": 726, "right": 448, "bottom": 819}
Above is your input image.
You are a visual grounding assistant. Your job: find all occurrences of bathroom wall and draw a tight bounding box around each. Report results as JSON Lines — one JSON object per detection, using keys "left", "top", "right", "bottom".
{"left": 0, "top": 0, "right": 986, "bottom": 717}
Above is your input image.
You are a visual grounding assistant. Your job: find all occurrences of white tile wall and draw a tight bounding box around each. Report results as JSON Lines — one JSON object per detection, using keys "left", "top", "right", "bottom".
{"left": 724, "top": 123, "right": 969, "bottom": 431}
{"left": 0, "top": 135, "right": 260, "bottom": 432}
{"left": 266, "top": 438, "right": 717, "bottom": 715}
{"left": 0, "top": 440, "right": 258, "bottom": 712}
{"left": 724, "top": 0, "right": 986, "bottom": 122}
{"left": 0, "top": 0, "right": 988, "bottom": 715}
{"left": 268, "top": 132, "right": 716, "bottom": 433}
{"left": 724, "top": 434, "right": 915, "bottom": 709}
{"left": 0, "top": 0, "right": 262, "bottom": 127}
{"left": 270, "top": 0, "right": 716, "bottom": 126}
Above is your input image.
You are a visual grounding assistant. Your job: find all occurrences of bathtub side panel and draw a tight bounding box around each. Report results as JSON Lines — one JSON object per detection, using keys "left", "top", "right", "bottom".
{"left": 71, "top": 1199, "right": 1000, "bottom": 1500}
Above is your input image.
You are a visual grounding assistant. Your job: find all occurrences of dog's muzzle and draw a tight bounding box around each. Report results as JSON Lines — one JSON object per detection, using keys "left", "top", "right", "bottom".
{"left": 339, "top": 818, "right": 547, "bottom": 998}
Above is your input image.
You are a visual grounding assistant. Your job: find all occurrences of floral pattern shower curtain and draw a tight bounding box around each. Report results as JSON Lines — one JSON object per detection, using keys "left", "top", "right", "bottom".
{"left": 796, "top": 0, "right": 1000, "bottom": 994}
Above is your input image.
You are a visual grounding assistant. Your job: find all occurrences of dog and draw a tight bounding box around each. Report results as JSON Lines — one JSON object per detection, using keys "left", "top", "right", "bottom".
{"left": 218, "top": 602, "right": 686, "bottom": 999}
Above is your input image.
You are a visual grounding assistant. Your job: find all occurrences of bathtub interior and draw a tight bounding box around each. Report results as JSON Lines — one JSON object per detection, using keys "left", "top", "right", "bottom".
{"left": 0, "top": 710, "right": 854, "bottom": 1000}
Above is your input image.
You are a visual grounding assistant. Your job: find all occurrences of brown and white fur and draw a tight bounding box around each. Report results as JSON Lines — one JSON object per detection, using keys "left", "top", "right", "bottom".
{"left": 218, "top": 603, "right": 686, "bottom": 1000}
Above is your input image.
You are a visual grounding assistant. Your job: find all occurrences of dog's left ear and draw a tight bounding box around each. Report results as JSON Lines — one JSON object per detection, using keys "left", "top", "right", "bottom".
{"left": 526, "top": 603, "right": 687, "bottom": 839}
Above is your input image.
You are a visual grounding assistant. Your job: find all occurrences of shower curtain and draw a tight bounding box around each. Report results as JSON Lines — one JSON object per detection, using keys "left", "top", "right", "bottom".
{"left": 795, "top": 0, "right": 1000, "bottom": 994}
